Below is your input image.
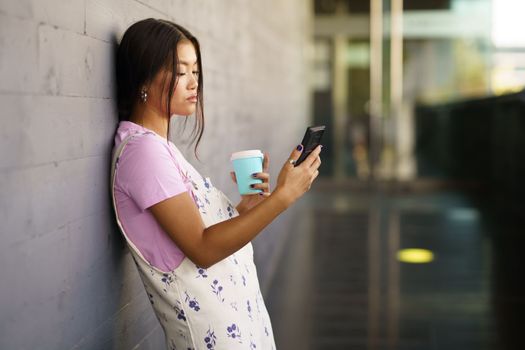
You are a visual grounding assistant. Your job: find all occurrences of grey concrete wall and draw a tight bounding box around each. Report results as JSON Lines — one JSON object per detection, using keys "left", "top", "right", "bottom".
{"left": 0, "top": 0, "right": 312, "bottom": 349}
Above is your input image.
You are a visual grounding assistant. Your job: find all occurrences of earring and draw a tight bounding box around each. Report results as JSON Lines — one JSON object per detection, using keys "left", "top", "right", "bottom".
{"left": 140, "top": 88, "right": 148, "bottom": 103}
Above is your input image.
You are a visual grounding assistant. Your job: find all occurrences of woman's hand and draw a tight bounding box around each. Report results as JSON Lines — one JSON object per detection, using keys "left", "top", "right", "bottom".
{"left": 273, "top": 144, "right": 322, "bottom": 206}
{"left": 230, "top": 152, "right": 271, "bottom": 215}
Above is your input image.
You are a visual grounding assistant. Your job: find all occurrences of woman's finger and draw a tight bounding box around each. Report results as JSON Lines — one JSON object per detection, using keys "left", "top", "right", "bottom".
{"left": 303, "top": 145, "right": 322, "bottom": 168}
{"left": 286, "top": 144, "right": 304, "bottom": 168}
{"left": 230, "top": 171, "right": 237, "bottom": 184}
{"left": 252, "top": 172, "right": 270, "bottom": 181}
{"left": 263, "top": 152, "right": 269, "bottom": 172}
{"left": 250, "top": 182, "right": 270, "bottom": 191}
{"left": 310, "top": 156, "right": 321, "bottom": 170}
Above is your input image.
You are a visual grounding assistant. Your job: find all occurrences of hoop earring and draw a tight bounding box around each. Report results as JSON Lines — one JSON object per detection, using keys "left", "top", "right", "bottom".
{"left": 140, "top": 88, "right": 148, "bottom": 103}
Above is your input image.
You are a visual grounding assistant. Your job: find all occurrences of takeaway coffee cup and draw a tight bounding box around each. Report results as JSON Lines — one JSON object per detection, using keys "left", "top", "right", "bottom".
{"left": 230, "top": 149, "right": 264, "bottom": 195}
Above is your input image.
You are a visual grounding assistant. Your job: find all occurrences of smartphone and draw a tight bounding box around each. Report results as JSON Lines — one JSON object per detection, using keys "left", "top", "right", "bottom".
{"left": 294, "top": 125, "right": 325, "bottom": 166}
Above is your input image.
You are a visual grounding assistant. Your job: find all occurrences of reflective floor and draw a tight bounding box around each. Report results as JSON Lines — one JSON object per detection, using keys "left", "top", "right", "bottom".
{"left": 266, "top": 180, "right": 525, "bottom": 350}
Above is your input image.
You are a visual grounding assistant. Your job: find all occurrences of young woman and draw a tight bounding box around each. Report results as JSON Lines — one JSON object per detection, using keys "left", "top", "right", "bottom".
{"left": 111, "top": 18, "right": 322, "bottom": 349}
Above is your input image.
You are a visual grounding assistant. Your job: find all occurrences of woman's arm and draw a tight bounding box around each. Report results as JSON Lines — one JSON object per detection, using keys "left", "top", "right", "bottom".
{"left": 149, "top": 144, "right": 321, "bottom": 268}
{"left": 149, "top": 187, "right": 292, "bottom": 268}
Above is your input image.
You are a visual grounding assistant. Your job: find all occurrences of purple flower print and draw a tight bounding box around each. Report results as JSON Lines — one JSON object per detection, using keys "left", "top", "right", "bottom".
{"left": 189, "top": 190, "right": 206, "bottom": 213}
{"left": 203, "top": 177, "right": 211, "bottom": 190}
{"left": 189, "top": 300, "right": 200, "bottom": 311}
{"left": 204, "top": 327, "right": 217, "bottom": 350}
{"left": 228, "top": 255, "right": 239, "bottom": 265}
{"left": 161, "top": 273, "right": 170, "bottom": 283}
{"left": 190, "top": 191, "right": 199, "bottom": 206}
{"left": 249, "top": 334, "right": 257, "bottom": 349}
{"left": 174, "top": 304, "right": 186, "bottom": 322}
{"left": 226, "top": 204, "right": 234, "bottom": 217}
{"left": 211, "top": 279, "right": 225, "bottom": 302}
{"left": 190, "top": 179, "right": 198, "bottom": 191}
{"left": 196, "top": 267, "right": 208, "bottom": 279}
{"left": 178, "top": 309, "right": 187, "bottom": 322}
{"left": 229, "top": 274, "right": 237, "bottom": 286}
{"left": 161, "top": 273, "right": 174, "bottom": 292}
{"left": 265, "top": 326, "right": 269, "bottom": 337}
{"left": 147, "top": 292, "right": 154, "bottom": 305}
{"left": 185, "top": 292, "right": 201, "bottom": 312}
{"left": 226, "top": 323, "right": 242, "bottom": 343}
{"left": 242, "top": 275, "right": 247, "bottom": 287}
{"left": 247, "top": 300, "right": 253, "bottom": 321}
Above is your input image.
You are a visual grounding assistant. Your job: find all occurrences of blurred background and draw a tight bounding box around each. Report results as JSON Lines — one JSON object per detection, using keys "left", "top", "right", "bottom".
{"left": 269, "top": 1, "right": 525, "bottom": 349}
{"left": 0, "top": 0, "right": 524, "bottom": 349}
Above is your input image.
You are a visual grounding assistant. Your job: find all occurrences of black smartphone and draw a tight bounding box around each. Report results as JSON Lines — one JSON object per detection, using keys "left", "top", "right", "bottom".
{"left": 294, "top": 125, "right": 325, "bottom": 166}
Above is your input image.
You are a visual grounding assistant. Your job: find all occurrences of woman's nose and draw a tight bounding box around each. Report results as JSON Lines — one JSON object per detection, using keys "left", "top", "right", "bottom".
{"left": 188, "top": 73, "right": 198, "bottom": 89}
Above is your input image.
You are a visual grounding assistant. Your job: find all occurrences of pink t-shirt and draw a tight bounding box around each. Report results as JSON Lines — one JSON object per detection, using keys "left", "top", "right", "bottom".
{"left": 113, "top": 121, "right": 195, "bottom": 272}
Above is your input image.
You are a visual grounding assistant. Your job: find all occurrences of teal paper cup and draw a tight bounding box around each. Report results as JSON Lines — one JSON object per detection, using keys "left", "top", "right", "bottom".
{"left": 230, "top": 150, "right": 264, "bottom": 195}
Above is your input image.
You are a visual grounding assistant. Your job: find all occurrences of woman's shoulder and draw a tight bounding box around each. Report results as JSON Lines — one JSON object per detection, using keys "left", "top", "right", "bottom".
{"left": 115, "top": 122, "right": 170, "bottom": 152}
{"left": 113, "top": 125, "right": 189, "bottom": 171}
{"left": 112, "top": 133, "right": 178, "bottom": 178}
{"left": 126, "top": 131, "right": 165, "bottom": 147}
{"left": 120, "top": 132, "right": 173, "bottom": 157}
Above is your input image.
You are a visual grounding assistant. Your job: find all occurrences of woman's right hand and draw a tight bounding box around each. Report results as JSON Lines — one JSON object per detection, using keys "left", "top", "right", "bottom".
{"left": 273, "top": 144, "right": 323, "bottom": 206}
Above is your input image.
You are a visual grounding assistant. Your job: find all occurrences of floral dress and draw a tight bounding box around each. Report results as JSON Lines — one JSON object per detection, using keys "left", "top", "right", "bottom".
{"left": 110, "top": 132, "right": 276, "bottom": 350}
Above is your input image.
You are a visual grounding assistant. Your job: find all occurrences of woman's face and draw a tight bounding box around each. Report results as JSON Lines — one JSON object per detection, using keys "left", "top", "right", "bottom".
{"left": 149, "top": 40, "right": 199, "bottom": 117}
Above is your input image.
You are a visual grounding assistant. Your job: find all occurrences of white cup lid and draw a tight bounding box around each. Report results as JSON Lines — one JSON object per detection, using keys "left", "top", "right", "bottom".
{"left": 230, "top": 149, "right": 263, "bottom": 161}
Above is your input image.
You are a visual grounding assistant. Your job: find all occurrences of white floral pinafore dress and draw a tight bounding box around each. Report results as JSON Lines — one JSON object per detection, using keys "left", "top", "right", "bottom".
{"left": 111, "top": 132, "right": 276, "bottom": 350}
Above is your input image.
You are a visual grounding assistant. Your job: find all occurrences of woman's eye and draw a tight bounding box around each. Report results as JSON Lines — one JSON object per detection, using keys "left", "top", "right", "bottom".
{"left": 175, "top": 70, "right": 199, "bottom": 77}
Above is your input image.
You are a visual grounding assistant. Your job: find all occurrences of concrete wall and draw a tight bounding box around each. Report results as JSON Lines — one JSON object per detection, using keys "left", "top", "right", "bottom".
{"left": 0, "top": 0, "right": 312, "bottom": 348}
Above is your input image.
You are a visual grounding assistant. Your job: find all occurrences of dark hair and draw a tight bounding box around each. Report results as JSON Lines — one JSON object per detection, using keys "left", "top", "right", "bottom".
{"left": 116, "top": 18, "right": 205, "bottom": 158}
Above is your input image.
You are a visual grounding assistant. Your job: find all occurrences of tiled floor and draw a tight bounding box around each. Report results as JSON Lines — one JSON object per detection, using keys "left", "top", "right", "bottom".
{"left": 266, "top": 181, "right": 525, "bottom": 350}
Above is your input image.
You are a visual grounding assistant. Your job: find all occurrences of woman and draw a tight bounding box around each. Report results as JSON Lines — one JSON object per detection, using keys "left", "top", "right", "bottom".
{"left": 111, "top": 18, "right": 322, "bottom": 349}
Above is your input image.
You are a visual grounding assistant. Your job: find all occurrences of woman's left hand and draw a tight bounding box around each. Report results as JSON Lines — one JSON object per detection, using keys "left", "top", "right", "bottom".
{"left": 230, "top": 152, "right": 271, "bottom": 215}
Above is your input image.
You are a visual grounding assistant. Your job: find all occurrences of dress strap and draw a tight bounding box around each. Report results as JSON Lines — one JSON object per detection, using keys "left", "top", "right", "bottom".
{"left": 110, "top": 131, "right": 165, "bottom": 272}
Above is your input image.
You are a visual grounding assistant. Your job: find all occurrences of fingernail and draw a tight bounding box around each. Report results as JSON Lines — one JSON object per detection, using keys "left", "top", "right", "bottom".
{"left": 251, "top": 173, "right": 258, "bottom": 178}
{"left": 250, "top": 184, "right": 255, "bottom": 188}
{"left": 296, "top": 144, "right": 303, "bottom": 151}
{"left": 320, "top": 145, "right": 324, "bottom": 150}
{"left": 259, "top": 192, "right": 264, "bottom": 196}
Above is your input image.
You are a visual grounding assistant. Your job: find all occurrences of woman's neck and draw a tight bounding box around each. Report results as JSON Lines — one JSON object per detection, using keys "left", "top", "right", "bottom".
{"left": 129, "top": 104, "right": 169, "bottom": 139}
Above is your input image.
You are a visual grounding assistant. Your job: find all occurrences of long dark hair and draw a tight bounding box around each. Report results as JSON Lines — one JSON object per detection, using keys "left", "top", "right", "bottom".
{"left": 116, "top": 18, "right": 205, "bottom": 158}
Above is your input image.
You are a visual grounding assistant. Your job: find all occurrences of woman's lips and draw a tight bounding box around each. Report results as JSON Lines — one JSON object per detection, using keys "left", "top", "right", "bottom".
{"left": 187, "top": 95, "right": 197, "bottom": 102}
